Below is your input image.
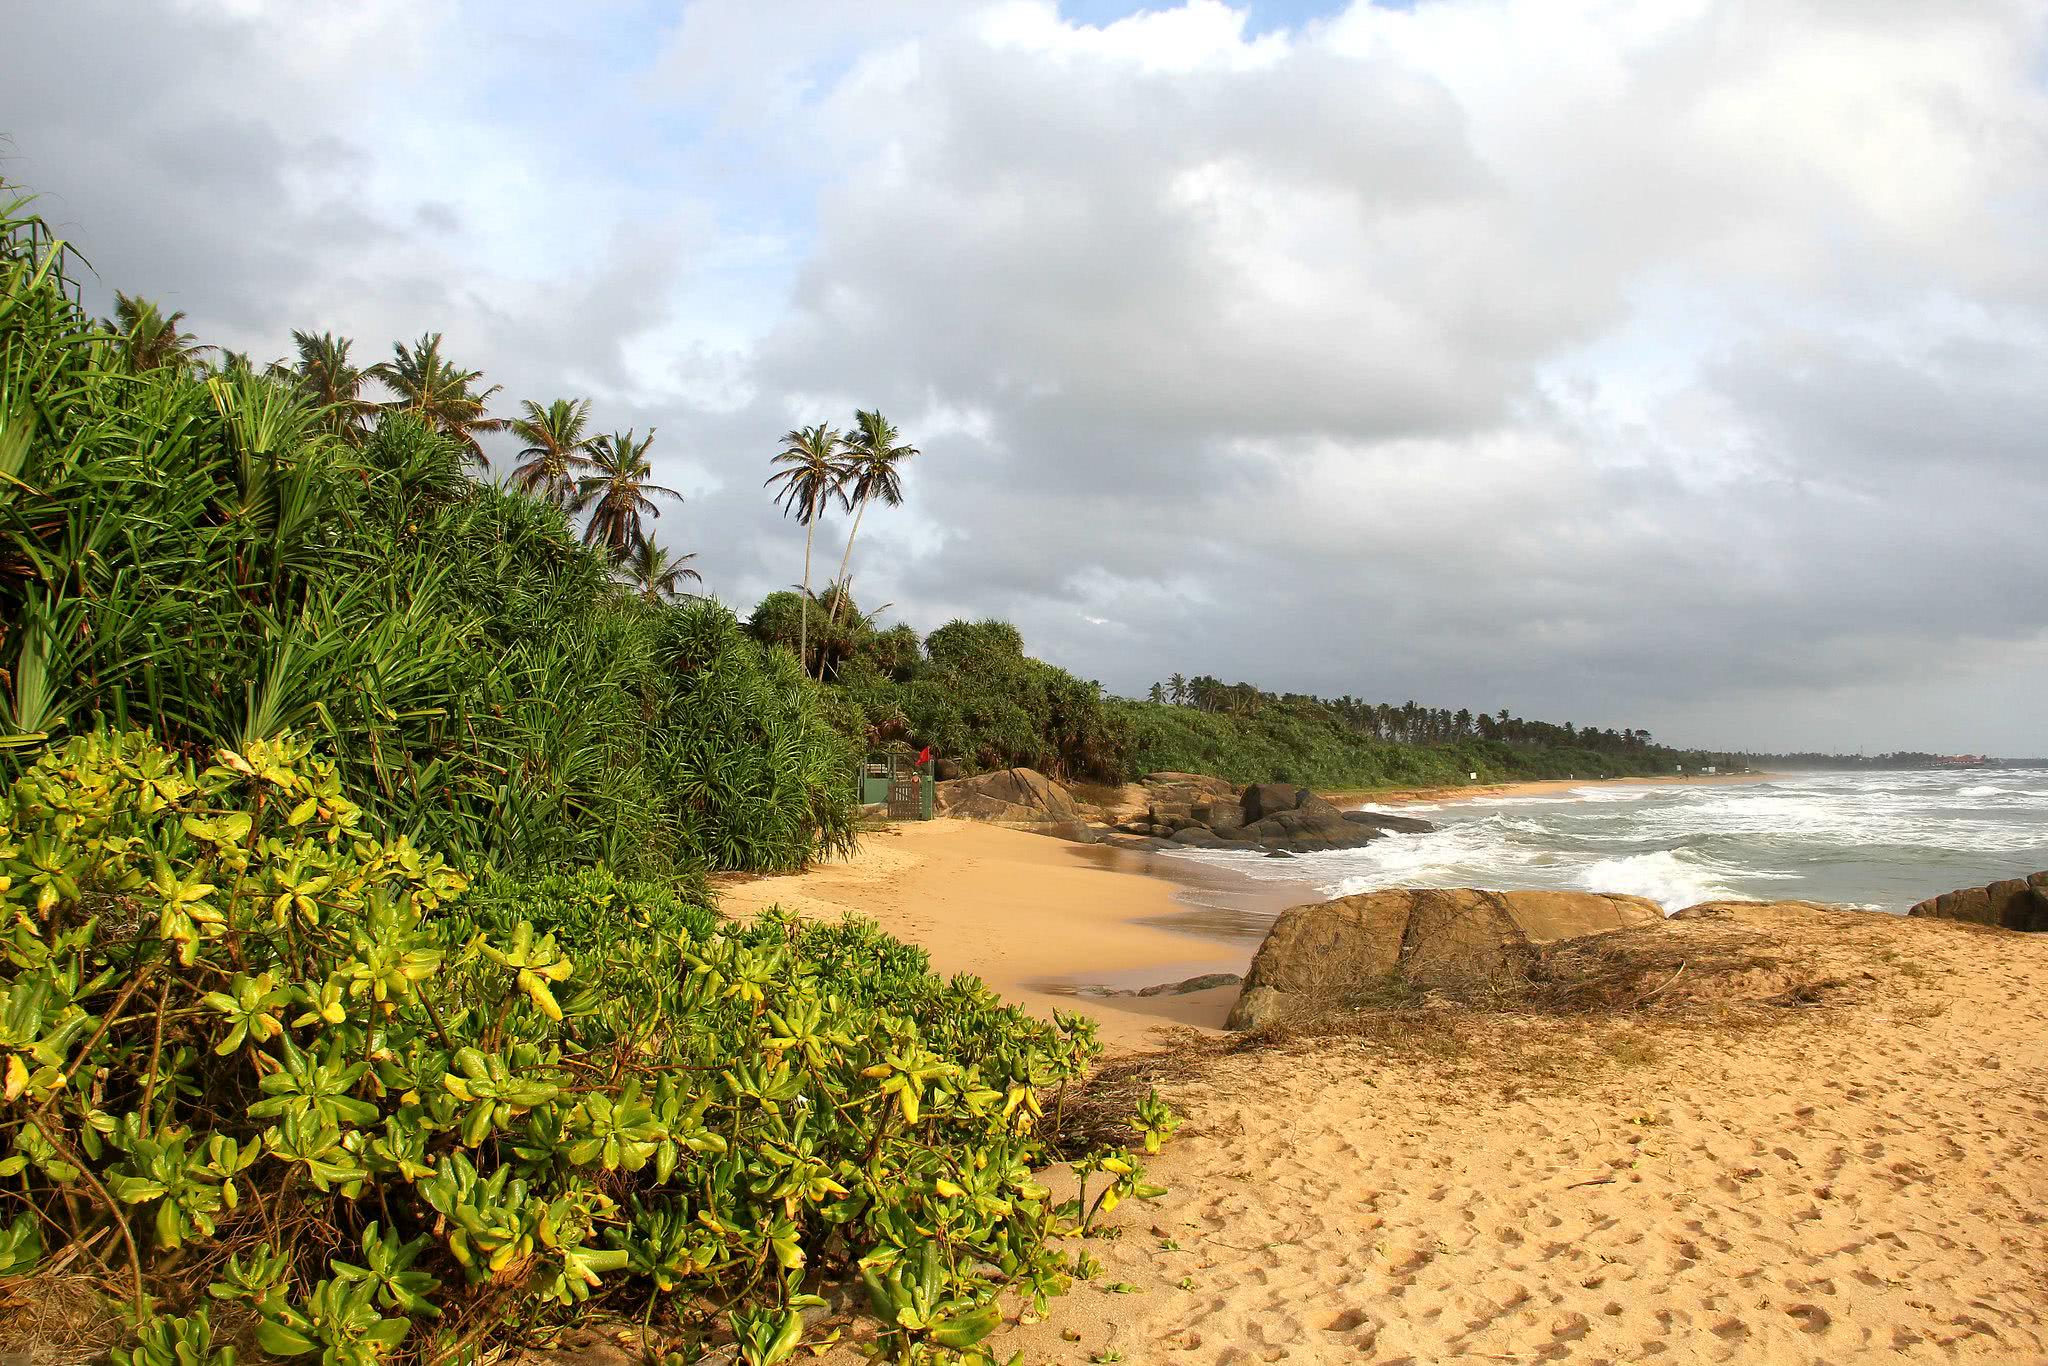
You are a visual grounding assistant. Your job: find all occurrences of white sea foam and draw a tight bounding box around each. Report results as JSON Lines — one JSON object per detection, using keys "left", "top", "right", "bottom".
{"left": 1160, "top": 768, "right": 2048, "bottom": 924}
{"left": 1573, "top": 851, "right": 1748, "bottom": 909}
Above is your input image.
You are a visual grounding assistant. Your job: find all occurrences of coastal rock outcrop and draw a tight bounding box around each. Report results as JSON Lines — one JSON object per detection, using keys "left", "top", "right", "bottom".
{"left": 1118, "top": 781, "right": 1437, "bottom": 854}
{"left": 934, "top": 768, "right": 1085, "bottom": 828}
{"left": 1907, "top": 872, "right": 2048, "bottom": 931}
{"left": 1225, "top": 888, "right": 1663, "bottom": 1029}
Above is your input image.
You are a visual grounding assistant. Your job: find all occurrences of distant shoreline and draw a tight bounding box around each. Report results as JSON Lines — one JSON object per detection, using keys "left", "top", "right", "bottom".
{"left": 1324, "top": 768, "right": 1780, "bottom": 808}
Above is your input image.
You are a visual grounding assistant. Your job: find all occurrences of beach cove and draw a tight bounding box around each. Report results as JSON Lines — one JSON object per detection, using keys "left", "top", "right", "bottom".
{"left": 708, "top": 780, "right": 2048, "bottom": 1365}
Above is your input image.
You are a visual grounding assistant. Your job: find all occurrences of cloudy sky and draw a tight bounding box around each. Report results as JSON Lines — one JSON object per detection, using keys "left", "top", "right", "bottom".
{"left": 5, "top": 0, "right": 2046, "bottom": 754}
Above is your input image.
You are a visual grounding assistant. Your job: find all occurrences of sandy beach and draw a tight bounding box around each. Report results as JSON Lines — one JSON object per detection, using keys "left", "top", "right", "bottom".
{"left": 720, "top": 808, "right": 2048, "bottom": 1365}
{"left": 716, "top": 818, "right": 1303, "bottom": 1046}
{"left": 942, "top": 903, "right": 2048, "bottom": 1364}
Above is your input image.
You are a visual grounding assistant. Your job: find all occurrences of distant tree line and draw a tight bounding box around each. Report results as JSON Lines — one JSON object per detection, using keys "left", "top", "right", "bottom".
{"left": 1739, "top": 751, "right": 2040, "bottom": 770}
{"left": 1146, "top": 674, "right": 1665, "bottom": 755}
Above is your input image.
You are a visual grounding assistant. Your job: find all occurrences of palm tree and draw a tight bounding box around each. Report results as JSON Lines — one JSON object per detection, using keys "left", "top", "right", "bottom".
{"left": 574, "top": 429, "right": 679, "bottom": 559}
{"left": 827, "top": 409, "right": 918, "bottom": 627}
{"left": 110, "top": 292, "right": 209, "bottom": 373}
{"left": 764, "top": 424, "right": 850, "bottom": 673}
{"left": 507, "top": 398, "right": 596, "bottom": 506}
{"left": 286, "top": 331, "right": 380, "bottom": 441}
{"left": 618, "top": 538, "right": 701, "bottom": 603}
{"left": 372, "top": 332, "right": 505, "bottom": 463}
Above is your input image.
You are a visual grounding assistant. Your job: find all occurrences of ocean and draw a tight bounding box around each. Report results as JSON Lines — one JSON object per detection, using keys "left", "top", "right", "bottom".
{"left": 1164, "top": 769, "right": 2048, "bottom": 915}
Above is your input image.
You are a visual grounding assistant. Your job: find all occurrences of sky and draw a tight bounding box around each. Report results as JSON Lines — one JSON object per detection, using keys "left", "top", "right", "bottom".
{"left": 4, "top": 0, "right": 2046, "bottom": 756}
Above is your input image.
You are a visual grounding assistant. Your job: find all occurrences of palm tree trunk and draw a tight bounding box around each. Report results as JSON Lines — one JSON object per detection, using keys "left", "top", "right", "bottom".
{"left": 826, "top": 494, "right": 869, "bottom": 628}
{"left": 800, "top": 499, "right": 816, "bottom": 675}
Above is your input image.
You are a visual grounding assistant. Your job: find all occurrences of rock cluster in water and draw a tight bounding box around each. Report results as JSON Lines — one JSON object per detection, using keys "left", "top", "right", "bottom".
{"left": 1114, "top": 779, "right": 1436, "bottom": 854}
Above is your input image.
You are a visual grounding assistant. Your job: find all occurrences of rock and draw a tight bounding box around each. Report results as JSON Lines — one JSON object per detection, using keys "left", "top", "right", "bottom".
{"left": 933, "top": 758, "right": 964, "bottom": 781}
{"left": 1342, "top": 809, "right": 1437, "bottom": 835}
{"left": 1265, "top": 849, "right": 1295, "bottom": 859}
{"left": 1102, "top": 775, "right": 1441, "bottom": 855}
{"left": 1907, "top": 871, "right": 2048, "bottom": 931}
{"left": 1241, "top": 782, "right": 1306, "bottom": 822}
{"left": 935, "top": 768, "right": 1083, "bottom": 826}
{"left": 1136, "top": 972, "right": 1244, "bottom": 997}
{"left": 1035, "top": 819, "right": 1101, "bottom": 845}
{"left": 1227, "top": 985, "right": 1289, "bottom": 1031}
{"left": 1225, "top": 888, "right": 1663, "bottom": 1029}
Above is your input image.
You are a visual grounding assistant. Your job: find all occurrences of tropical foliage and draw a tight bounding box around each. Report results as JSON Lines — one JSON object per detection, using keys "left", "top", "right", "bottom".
{"left": 285, "top": 330, "right": 380, "bottom": 441}
{"left": 575, "top": 428, "right": 677, "bottom": 560}
{"left": 765, "top": 423, "right": 848, "bottom": 674}
{"left": 371, "top": 332, "right": 505, "bottom": 463}
{"left": 109, "top": 291, "right": 208, "bottom": 373}
{"left": 0, "top": 185, "right": 1176, "bottom": 1366}
{"left": 616, "top": 537, "right": 699, "bottom": 602}
{"left": 507, "top": 397, "right": 595, "bottom": 506}
{"left": 748, "top": 592, "right": 1735, "bottom": 788}
{"left": 0, "top": 192, "right": 847, "bottom": 875}
{"left": 751, "top": 597, "right": 1133, "bottom": 783}
{"left": 828, "top": 409, "right": 918, "bottom": 628}
{"left": 0, "top": 732, "right": 1171, "bottom": 1363}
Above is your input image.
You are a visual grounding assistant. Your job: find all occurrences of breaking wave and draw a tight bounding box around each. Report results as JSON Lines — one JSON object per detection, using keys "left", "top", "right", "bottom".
{"left": 1165, "top": 768, "right": 2048, "bottom": 917}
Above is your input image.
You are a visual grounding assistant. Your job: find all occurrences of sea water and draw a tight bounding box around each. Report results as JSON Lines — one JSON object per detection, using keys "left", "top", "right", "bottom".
{"left": 1163, "top": 769, "right": 2048, "bottom": 915}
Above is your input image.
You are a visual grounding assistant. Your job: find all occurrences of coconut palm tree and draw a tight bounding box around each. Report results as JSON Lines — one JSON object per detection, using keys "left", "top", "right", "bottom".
{"left": 110, "top": 292, "right": 209, "bottom": 373}
{"left": 764, "top": 423, "right": 850, "bottom": 673}
{"left": 574, "top": 428, "right": 678, "bottom": 559}
{"left": 828, "top": 410, "right": 918, "bottom": 627}
{"left": 372, "top": 332, "right": 505, "bottom": 463}
{"left": 508, "top": 398, "right": 596, "bottom": 506}
{"left": 287, "top": 331, "right": 380, "bottom": 441}
{"left": 617, "top": 538, "right": 701, "bottom": 603}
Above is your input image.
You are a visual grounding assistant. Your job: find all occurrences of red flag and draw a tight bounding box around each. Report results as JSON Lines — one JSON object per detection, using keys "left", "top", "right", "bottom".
{"left": 916, "top": 746, "right": 932, "bottom": 768}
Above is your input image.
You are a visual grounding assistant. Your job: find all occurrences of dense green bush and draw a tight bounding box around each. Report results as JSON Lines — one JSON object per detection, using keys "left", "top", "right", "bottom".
{"left": 0, "top": 731, "right": 1170, "bottom": 1363}
{"left": 759, "top": 605, "right": 1132, "bottom": 784}
{"left": 0, "top": 194, "right": 854, "bottom": 874}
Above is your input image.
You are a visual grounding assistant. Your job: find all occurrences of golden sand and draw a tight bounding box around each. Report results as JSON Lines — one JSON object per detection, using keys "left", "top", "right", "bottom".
{"left": 722, "top": 819, "right": 2048, "bottom": 1365}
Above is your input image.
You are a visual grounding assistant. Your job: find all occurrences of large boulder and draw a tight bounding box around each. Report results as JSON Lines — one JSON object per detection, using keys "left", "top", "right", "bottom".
{"left": 1225, "top": 888, "right": 1664, "bottom": 1029}
{"left": 934, "top": 768, "right": 1084, "bottom": 826}
{"left": 1907, "top": 872, "right": 2048, "bottom": 931}
{"left": 1241, "top": 782, "right": 1306, "bottom": 822}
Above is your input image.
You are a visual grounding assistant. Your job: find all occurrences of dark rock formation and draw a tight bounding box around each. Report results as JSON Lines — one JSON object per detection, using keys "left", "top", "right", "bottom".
{"left": 1147, "top": 782, "right": 1437, "bottom": 854}
{"left": 1225, "top": 888, "right": 1664, "bottom": 1029}
{"left": 1907, "top": 872, "right": 2048, "bottom": 931}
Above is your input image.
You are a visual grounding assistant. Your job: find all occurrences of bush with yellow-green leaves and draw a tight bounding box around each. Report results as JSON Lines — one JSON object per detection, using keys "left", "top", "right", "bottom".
{"left": 0, "top": 731, "right": 1174, "bottom": 1364}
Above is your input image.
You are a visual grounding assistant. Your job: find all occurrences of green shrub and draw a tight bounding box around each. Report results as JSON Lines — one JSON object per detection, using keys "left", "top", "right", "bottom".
{"left": 0, "top": 731, "right": 1170, "bottom": 1363}
{"left": 0, "top": 194, "right": 856, "bottom": 875}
